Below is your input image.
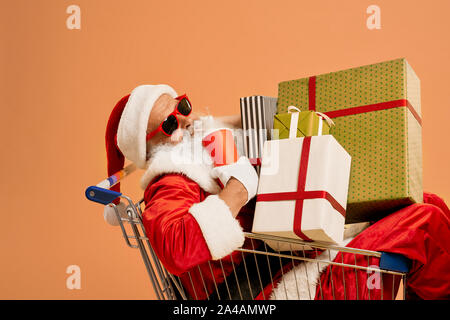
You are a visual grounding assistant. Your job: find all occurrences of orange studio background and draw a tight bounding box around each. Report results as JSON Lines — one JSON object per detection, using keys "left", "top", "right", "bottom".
{"left": 1, "top": 0, "right": 449, "bottom": 299}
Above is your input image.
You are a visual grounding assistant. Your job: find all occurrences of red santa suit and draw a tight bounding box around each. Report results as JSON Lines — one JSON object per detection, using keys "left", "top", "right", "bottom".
{"left": 258, "top": 192, "right": 450, "bottom": 300}
{"left": 140, "top": 119, "right": 264, "bottom": 300}
{"left": 103, "top": 85, "right": 264, "bottom": 299}
{"left": 316, "top": 193, "right": 450, "bottom": 300}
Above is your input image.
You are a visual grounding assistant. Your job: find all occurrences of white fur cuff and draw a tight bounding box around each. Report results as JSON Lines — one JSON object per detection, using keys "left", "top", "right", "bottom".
{"left": 211, "top": 156, "right": 259, "bottom": 203}
{"left": 189, "top": 195, "right": 245, "bottom": 260}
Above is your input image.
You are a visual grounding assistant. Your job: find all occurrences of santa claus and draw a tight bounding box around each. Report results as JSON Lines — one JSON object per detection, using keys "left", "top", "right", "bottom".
{"left": 102, "top": 84, "right": 450, "bottom": 300}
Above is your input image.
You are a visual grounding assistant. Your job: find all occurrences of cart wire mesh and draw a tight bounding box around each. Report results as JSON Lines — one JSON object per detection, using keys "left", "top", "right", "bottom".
{"left": 103, "top": 195, "right": 408, "bottom": 301}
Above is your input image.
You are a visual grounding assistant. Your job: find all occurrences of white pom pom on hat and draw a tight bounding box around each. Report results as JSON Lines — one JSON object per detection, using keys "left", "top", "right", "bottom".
{"left": 103, "top": 202, "right": 129, "bottom": 226}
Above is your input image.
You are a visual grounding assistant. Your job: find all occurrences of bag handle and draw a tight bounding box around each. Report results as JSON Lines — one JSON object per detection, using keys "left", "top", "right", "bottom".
{"left": 286, "top": 106, "right": 335, "bottom": 137}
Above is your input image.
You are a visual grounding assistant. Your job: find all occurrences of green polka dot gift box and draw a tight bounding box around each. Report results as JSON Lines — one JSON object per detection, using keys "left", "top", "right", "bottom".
{"left": 277, "top": 58, "right": 422, "bottom": 223}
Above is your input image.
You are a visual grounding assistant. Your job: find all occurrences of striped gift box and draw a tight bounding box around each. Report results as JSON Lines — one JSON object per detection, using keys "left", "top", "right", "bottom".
{"left": 239, "top": 96, "right": 277, "bottom": 164}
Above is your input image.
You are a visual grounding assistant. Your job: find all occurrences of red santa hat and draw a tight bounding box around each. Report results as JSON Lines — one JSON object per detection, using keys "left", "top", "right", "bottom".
{"left": 103, "top": 84, "right": 178, "bottom": 225}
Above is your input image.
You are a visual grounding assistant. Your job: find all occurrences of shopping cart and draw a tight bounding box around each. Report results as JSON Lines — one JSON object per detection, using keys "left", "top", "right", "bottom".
{"left": 85, "top": 166, "right": 410, "bottom": 300}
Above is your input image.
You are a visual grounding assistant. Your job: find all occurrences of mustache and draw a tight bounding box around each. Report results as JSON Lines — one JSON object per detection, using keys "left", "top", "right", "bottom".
{"left": 172, "top": 119, "right": 208, "bottom": 140}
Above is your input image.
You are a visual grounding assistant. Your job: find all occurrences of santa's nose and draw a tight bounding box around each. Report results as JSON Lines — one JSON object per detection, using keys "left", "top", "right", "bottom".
{"left": 180, "top": 116, "right": 194, "bottom": 132}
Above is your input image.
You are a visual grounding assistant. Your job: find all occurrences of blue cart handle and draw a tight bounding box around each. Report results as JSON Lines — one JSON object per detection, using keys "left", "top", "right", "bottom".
{"left": 85, "top": 186, "right": 122, "bottom": 205}
{"left": 85, "top": 164, "right": 136, "bottom": 205}
{"left": 379, "top": 252, "right": 411, "bottom": 273}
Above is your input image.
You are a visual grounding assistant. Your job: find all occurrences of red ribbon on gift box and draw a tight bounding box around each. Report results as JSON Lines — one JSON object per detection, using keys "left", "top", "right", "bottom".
{"left": 249, "top": 158, "right": 262, "bottom": 166}
{"left": 307, "top": 75, "right": 422, "bottom": 125}
{"left": 256, "top": 136, "right": 346, "bottom": 241}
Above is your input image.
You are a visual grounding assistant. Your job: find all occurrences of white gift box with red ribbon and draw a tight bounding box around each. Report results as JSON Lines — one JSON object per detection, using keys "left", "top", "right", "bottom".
{"left": 252, "top": 135, "right": 351, "bottom": 251}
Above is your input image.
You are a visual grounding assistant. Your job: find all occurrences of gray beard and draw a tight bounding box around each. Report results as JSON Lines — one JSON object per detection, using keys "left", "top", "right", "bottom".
{"left": 146, "top": 116, "right": 240, "bottom": 163}
{"left": 146, "top": 130, "right": 205, "bottom": 165}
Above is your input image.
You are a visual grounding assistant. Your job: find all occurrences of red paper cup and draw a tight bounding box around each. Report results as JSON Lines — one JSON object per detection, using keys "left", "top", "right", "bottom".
{"left": 202, "top": 128, "right": 238, "bottom": 167}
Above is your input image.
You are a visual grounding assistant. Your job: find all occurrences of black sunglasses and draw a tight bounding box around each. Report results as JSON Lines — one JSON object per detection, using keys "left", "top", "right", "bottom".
{"left": 146, "top": 94, "right": 192, "bottom": 140}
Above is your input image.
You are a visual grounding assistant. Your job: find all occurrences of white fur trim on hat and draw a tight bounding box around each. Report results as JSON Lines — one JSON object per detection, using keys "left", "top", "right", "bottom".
{"left": 189, "top": 195, "right": 245, "bottom": 260}
{"left": 117, "top": 84, "right": 178, "bottom": 169}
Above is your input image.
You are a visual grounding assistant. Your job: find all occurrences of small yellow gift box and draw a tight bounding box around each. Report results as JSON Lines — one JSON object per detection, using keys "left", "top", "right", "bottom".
{"left": 273, "top": 106, "right": 334, "bottom": 139}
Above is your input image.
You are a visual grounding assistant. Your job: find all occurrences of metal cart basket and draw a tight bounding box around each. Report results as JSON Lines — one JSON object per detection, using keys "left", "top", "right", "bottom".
{"left": 86, "top": 169, "right": 410, "bottom": 300}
